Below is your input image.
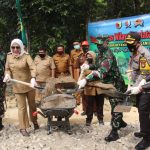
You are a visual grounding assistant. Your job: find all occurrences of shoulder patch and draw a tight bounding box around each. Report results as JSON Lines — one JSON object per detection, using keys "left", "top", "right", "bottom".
{"left": 7, "top": 52, "right": 12, "bottom": 55}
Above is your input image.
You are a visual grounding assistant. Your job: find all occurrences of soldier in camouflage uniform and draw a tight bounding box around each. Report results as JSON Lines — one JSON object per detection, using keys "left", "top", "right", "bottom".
{"left": 78, "top": 36, "right": 127, "bottom": 142}
{"left": 0, "top": 44, "right": 6, "bottom": 130}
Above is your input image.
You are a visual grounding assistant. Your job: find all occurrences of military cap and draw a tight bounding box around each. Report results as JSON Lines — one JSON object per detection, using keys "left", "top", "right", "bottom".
{"left": 125, "top": 32, "right": 141, "bottom": 44}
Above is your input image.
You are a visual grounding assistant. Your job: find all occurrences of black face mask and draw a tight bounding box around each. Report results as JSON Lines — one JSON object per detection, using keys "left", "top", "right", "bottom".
{"left": 39, "top": 54, "right": 46, "bottom": 58}
{"left": 97, "top": 44, "right": 105, "bottom": 50}
{"left": 86, "top": 58, "right": 93, "bottom": 64}
{"left": 82, "top": 47, "right": 89, "bottom": 53}
{"left": 127, "top": 44, "right": 137, "bottom": 52}
{"left": 57, "top": 51, "right": 64, "bottom": 55}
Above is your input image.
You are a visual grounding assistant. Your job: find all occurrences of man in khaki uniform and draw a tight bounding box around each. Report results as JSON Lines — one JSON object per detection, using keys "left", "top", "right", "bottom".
{"left": 53, "top": 45, "right": 73, "bottom": 78}
{"left": 34, "top": 48, "right": 56, "bottom": 104}
{"left": 70, "top": 41, "right": 83, "bottom": 81}
{"left": 3, "top": 39, "right": 38, "bottom": 137}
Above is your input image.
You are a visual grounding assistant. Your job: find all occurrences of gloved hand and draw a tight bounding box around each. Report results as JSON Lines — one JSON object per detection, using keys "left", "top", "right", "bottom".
{"left": 86, "top": 70, "right": 100, "bottom": 80}
{"left": 3, "top": 74, "right": 11, "bottom": 82}
{"left": 30, "top": 78, "right": 37, "bottom": 88}
{"left": 130, "top": 86, "right": 142, "bottom": 95}
{"left": 80, "top": 63, "right": 89, "bottom": 71}
{"left": 77, "top": 79, "right": 87, "bottom": 89}
{"left": 139, "top": 79, "right": 146, "bottom": 87}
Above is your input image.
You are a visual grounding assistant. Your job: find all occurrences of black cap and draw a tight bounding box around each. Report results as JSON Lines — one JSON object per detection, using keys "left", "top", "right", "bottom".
{"left": 125, "top": 32, "right": 141, "bottom": 44}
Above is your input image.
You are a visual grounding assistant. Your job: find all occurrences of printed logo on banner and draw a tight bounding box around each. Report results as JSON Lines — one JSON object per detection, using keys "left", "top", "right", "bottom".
{"left": 88, "top": 14, "right": 150, "bottom": 84}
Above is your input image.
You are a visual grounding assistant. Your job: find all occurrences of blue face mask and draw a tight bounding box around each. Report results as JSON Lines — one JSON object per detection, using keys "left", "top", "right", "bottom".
{"left": 74, "top": 45, "right": 80, "bottom": 50}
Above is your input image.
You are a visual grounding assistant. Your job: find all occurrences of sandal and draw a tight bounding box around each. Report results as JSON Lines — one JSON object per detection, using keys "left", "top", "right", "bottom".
{"left": 20, "top": 129, "right": 30, "bottom": 137}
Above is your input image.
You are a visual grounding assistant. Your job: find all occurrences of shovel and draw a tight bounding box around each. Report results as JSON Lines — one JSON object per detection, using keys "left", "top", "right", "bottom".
{"left": 9, "top": 79, "right": 44, "bottom": 90}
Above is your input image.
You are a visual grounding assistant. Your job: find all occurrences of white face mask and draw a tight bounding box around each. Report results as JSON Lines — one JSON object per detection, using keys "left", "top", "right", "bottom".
{"left": 74, "top": 45, "right": 80, "bottom": 50}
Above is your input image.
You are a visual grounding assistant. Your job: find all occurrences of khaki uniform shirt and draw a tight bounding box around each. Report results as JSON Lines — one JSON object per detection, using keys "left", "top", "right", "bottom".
{"left": 53, "top": 53, "right": 71, "bottom": 77}
{"left": 83, "top": 70, "right": 105, "bottom": 96}
{"left": 5, "top": 52, "right": 36, "bottom": 93}
{"left": 34, "top": 55, "right": 56, "bottom": 82}
{"left": 70, "top": 49, "right": 83, "bottom": 69}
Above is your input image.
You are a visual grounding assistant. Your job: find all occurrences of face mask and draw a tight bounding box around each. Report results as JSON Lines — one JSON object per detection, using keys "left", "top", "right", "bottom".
{"left": 127, "top": 44, "right": 137, "bottom": 52}
{"left": 39, "top": 54, "right": 46, "bottom": 58}
{"left": 86, "top": 58, "right": 93, "bottom": 64}
{"left": 82, "top": 47, "right": 89, "bottom": 53}
{"left": 57, "top": 51, "right": 64, "bottom": 55}
{"left": 74, "top": 45, "right": 80, "bottom": 50}
{"left": 97, "top": 44, "right": 105, "bottom": 50}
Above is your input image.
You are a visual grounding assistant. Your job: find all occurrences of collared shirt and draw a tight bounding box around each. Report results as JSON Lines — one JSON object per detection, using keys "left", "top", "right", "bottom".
{"left": 128, "top": 45, "right": 150, "bottom": 86}
{"left": 53, "top": 53, "right": 71, "bottom": 76}
{"left": 34, "top": 55, "right": 56, "bottom": 82}
{"left": 5, "top": 52, "right": 36, "bottom": 93}
{"left": 70, "top": 49, "right": 83, "bottom": 68}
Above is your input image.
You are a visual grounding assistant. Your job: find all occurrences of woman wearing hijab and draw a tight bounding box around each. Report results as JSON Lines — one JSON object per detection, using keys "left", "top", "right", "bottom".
{"left": 3, "top": 39, "right": 39, "bottom": 136}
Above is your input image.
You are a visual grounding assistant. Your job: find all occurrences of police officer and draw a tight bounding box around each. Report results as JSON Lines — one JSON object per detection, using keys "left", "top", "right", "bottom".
{"left": 34, "top": 48, "right": 56, "bottom": 105}
{"left": 78, "top": 36, "right": 127, "bottom": 141}
{"left": 0, "top": 44, "right": 6, "bottom": 130}
{"left": 3, "top": 39, "right": 39, "bottom": 136}
{"left": 125, "top": 32, "right": 150, "bottom": 150}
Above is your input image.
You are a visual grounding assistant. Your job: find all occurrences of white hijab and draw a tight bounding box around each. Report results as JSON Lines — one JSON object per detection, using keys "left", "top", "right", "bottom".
{"left": 10, "top": 39, "right": 26, "bottom": 57}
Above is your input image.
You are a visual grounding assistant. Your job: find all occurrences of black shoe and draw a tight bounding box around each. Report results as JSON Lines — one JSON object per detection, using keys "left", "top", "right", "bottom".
{"left": 120, "top": 120, "right": 127, "bottom": 128}
{"left": 33, "top": 123, "right": 39, "bottom": 130}
{"left": 81, "top": 111, "right": 86, "bottom": 116}
{"left": 135, "top": 138, "right": 150, "bottom": 150}
{"left": 99, "top": 119, "right": 104, "bottom": 125}
{"left": 105, "top": 129, "right": 119, "bottom": 142}
{"left": 0, "top": 124, "right": 4, "bottom": 131}
{"left": 86, "top": 122, "right": 91, "bottom": 126}
{"left": 134, "top": 132, "right": 144, "bottom": 138}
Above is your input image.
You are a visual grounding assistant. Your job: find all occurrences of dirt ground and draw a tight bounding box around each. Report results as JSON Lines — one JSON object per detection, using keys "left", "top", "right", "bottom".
{"left": 1, "top": 95, "right": 149, "bottom": 150}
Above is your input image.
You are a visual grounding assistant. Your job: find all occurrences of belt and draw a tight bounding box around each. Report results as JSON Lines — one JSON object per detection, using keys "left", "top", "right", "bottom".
{"left": 142, "top": 91, "right": 150, "bottom": 94}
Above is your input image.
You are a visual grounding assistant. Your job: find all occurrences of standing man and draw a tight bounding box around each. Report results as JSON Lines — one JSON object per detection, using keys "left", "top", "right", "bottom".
{"left": 125, "top": 32, "right": 150, "bottom": 150}
{"left": 78, "top": 36, "right": 127, "bottom": 141}
{"left": 53, "top": 45, "right": 73, "bottom": 78}
{"left": 70, "top": 41, "right": 83, "bottom": 81}
{"left": 34, "top": 48, "right": 56, "bottom": 105}
{"left": 0, "top": 44, "right": 6, "bottom": 130}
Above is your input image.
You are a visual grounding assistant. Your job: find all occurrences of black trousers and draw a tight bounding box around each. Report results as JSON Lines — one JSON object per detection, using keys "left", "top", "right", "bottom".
{"left": 86, "top": 94, "right": 104, "bottom": 122}
{"left": 136, "top": 93, "right": 150, "bottom": 139}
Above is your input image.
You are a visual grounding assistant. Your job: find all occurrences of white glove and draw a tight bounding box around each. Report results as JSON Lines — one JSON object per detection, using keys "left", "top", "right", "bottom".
{"left": 30, "top": 78, "right": 37, "bottom": 88}
{"left": 139, "top": 79, "right": 146, "bottom": 87}
{"left": 3, "top": 74, "right": 11, "bottom": 82}
{"left": 80, "top": 63, "right": 89, "bottom": 71}
{"left": 77, "top": 79, "right": 87, "bottom": 89}
{"left": 130, "top": 87, "right": 142, "bottom": 95}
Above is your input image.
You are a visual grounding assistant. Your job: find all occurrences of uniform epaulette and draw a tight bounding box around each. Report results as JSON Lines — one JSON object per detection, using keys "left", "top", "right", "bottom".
{"left": 24, "top": 51, "right": 29, "bottom": 55}
{"left": 7, "top": 52, "right": 12, "bottom": 55}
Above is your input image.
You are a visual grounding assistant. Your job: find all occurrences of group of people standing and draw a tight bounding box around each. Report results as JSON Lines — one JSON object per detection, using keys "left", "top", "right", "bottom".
{"left": 0, "top": 31, "right": 150, "bottom": 150}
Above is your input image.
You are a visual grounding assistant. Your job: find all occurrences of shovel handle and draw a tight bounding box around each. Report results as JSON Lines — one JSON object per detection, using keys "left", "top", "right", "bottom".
{"left": 10, "top": 79, "right": 44, "bottom": 90}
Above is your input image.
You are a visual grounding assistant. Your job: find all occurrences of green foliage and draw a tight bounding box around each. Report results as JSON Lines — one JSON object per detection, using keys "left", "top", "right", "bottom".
{"left": 0, "top": 0, "right": 149, "bottom": 55}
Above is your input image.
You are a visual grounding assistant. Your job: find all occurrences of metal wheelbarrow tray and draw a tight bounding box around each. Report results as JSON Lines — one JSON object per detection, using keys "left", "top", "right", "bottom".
{"left": 38, "top": 82, "right": 77, "bottom": 135}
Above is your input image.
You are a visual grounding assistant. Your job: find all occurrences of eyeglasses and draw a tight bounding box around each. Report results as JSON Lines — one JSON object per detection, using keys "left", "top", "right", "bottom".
{"left": 11, "top": 46, "right": 20, "bottom": 49}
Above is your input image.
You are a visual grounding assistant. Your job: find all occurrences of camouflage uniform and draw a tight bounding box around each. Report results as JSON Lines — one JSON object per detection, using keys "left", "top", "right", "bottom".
{"left": 0, "top": 50, "right": 6, "bottom": 116}
{"left": 87, "top": 47, "right": 126, "bottom": 130}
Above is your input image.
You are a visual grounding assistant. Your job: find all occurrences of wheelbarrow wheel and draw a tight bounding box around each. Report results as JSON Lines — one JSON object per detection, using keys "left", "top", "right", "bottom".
{"left": 67, "top": 130, "right": 73, "bottom": 135}
{"left": 47, "top": 130, "right": 52, "bottom": 135}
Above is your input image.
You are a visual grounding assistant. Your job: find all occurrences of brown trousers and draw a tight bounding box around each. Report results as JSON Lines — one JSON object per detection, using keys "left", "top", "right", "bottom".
{"left": 82, "top": 94, "right": 97, "bottom": 112}
{"left": 15, "top": 90, "right": 37, "bottom": 129}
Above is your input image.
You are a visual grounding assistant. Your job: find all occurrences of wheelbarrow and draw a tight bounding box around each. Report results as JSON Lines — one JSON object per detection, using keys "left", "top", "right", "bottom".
{"left": 33, "top": 82, "right": 77, "bottom": 135}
